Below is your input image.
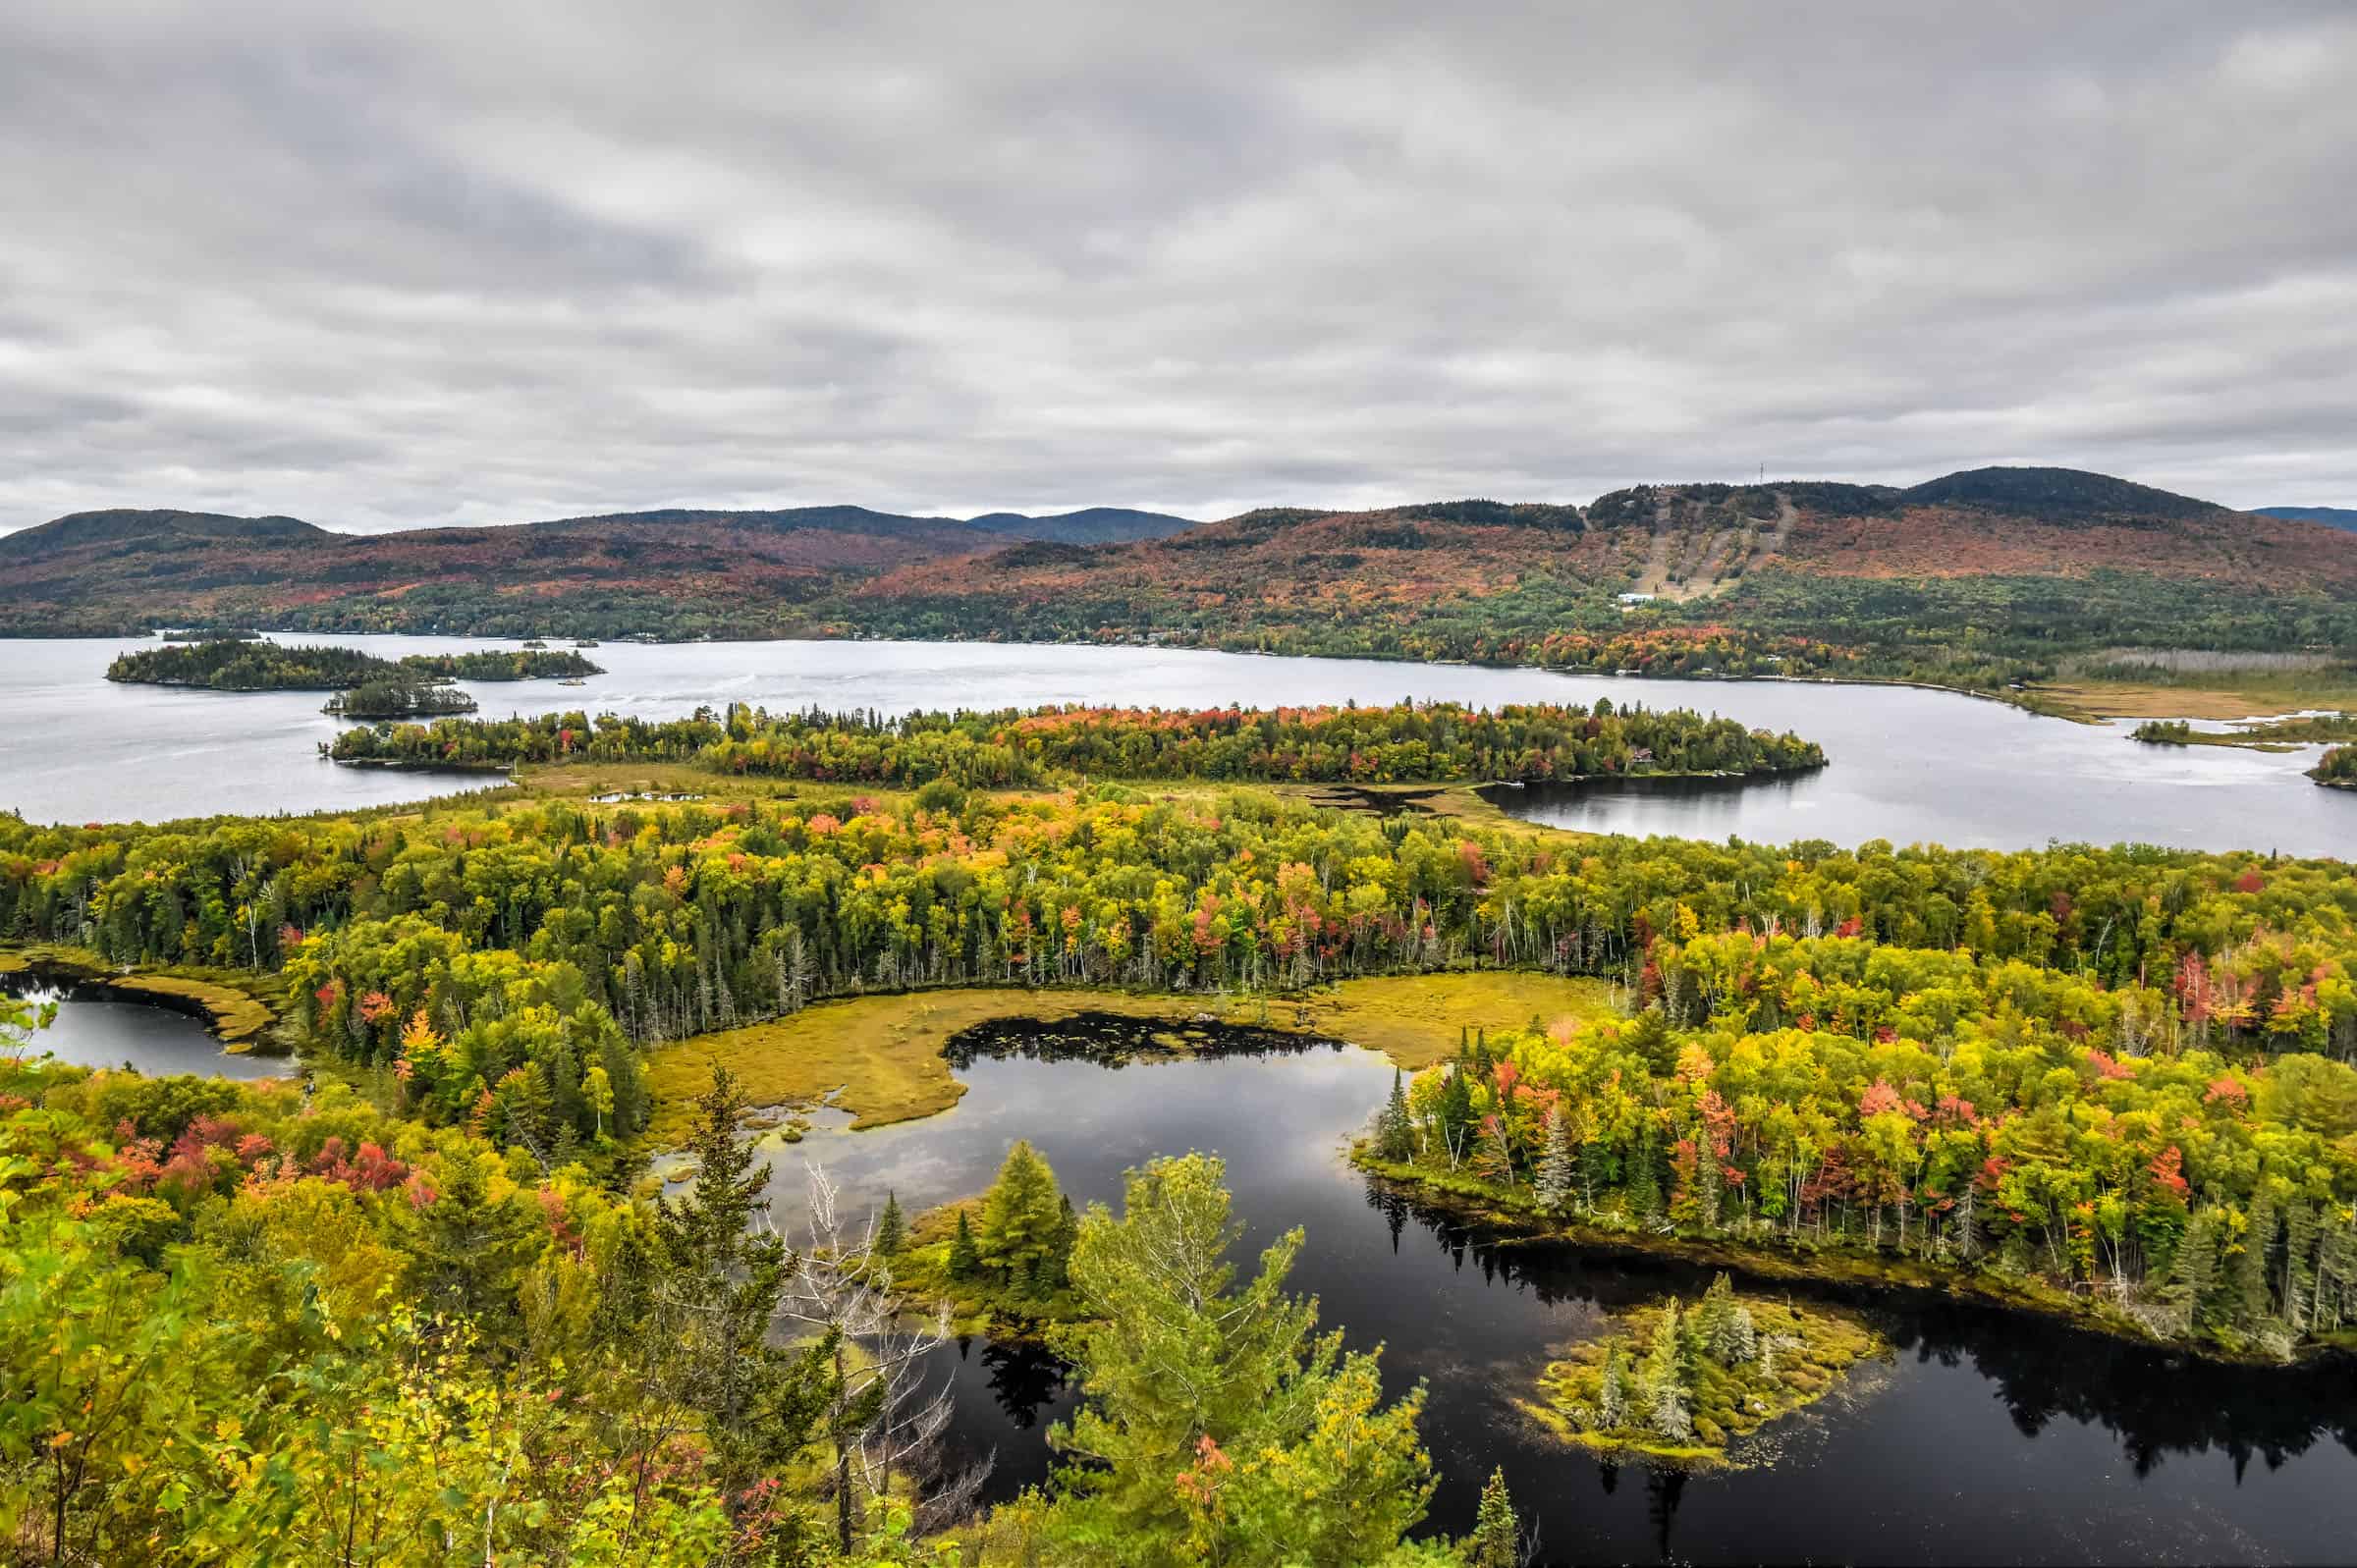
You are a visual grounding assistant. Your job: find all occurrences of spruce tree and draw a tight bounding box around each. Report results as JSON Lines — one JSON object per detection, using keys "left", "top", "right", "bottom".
{"left": 1376, "top": 1068, "right": 1415, "bottom": 1161}
{"left": 875, "top": 1190, "right": 905, "bottom": 1259}
{"left": 1469, "top": 1467, "right": 1521, "bottom": 1568}
{"left": 2167, "top": 1206, "right": 2222, "bottom": 1330}
{"left": 1043, "top": 1154, "right": 1438, "bottom": 1564}
{"left": 1597, "top": 1343, "right": 1629, "bottom": 1429}
{"left": 1535, "top": 1101, "right": 1575, "bottom": 1213}
{"left": 2233, "top": 1189, "right": 2279, "bottom": 1328}
{"left": 947, "top": 1210, "right": 980, "bottom": 1279}
{"left": 1439, "top": 1063, "right": 1476, "bottom": 1159}
{"left": 979, "top": 1140, "right": 1064, "bottom": 1282}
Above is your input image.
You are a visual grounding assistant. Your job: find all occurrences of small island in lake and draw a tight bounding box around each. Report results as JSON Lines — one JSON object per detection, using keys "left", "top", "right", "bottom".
{"left": 1519, "top": 1274, "right": 1884, "bottom": 1468}
{"left": 108, "top": 637, "right": 602, "bottom": 693}
{"left": 321, "top": 677, "right": 480, "bottom": 719}
{"left": 111, "top": 638, "right": 605, "bottom": 721}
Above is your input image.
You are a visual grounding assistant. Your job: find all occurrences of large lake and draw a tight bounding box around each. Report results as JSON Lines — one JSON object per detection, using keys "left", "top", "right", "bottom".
{"left": 2, "top": 635, "right": 2351, "bottom": 854}
{"left": 738, "top": 1016, "right": 2357, "bottom": 1566}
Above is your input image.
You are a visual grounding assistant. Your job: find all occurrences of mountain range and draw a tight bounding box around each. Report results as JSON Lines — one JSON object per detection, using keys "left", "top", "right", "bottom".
{"left": 4, "top": 469, "right": 2353, "bottom": 681}
{"left": 2255, "top": 506, "right": 2357, "bottom": 533}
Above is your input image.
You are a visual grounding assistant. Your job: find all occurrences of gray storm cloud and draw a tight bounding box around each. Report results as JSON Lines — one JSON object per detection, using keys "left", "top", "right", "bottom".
{"left": 1, "top": 0, "right": 2352, "bottom": 531}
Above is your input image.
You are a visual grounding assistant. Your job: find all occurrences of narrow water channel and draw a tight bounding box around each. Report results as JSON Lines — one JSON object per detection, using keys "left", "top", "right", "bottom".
{"left": 740, "top": 1016, "right": 2357, "bottom": 1566}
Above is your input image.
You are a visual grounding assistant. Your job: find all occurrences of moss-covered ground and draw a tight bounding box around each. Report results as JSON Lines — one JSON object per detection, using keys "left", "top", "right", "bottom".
{"left": 1518, "top": 1289, "right": 1884, "bottom": 1468}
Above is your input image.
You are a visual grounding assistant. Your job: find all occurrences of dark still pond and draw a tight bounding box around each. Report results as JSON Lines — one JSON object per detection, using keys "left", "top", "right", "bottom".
{"left": 2, "top": 983, "right": 290, "bottom": 1080}
{"left": 739, "top": 1017, "right": 2357, "bottom": 1566}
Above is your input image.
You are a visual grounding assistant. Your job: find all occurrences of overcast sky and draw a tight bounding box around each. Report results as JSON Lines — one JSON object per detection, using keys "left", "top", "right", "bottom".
{"left": 2, "top": 2, "right": 2352, "bottom": 533}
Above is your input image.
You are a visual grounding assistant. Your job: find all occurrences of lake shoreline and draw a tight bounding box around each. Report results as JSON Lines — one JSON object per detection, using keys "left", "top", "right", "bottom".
{"left": 1352, "top": 1149, "right": 2357, "bottom": 1372}
{"left": 0, "top": 944, "right": 290, "bottom": 1056}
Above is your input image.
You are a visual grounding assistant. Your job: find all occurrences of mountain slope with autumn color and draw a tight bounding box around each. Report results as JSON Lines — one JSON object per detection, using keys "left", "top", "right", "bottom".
{"left": 5, "top": 470, "right": 2355, "bottom": 693}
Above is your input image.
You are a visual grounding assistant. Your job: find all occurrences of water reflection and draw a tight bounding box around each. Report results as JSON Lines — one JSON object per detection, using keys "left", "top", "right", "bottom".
{"left": 2, "top": 982, "right": 289, "bottom": 1080}
{"left": 751, "top": 1016, "right": 2357, "bottom": 1565}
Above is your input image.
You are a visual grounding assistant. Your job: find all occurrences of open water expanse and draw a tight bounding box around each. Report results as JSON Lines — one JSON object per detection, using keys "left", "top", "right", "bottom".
{"left": 2, "top": 634, "right": 2353, "bottom": 855}
{"left": 744, "top": 1017, "right": 2357, "bottom": 1567}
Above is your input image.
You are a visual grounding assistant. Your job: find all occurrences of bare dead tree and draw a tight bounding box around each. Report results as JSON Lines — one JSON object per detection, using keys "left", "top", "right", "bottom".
{"left": 774, "top": 1163, "right": 988, "bottom": 1552}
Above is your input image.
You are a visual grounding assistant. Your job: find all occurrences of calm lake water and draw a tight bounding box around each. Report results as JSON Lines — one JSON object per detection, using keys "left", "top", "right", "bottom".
{"left": 733, "top": 1017, "right": 2357, "bottom": 1567}
{"left": 1, "top": 983, "right": 289, "bottom": 1080}
{"left": 1, "top": 635, "right": 2351, "bottom": 855}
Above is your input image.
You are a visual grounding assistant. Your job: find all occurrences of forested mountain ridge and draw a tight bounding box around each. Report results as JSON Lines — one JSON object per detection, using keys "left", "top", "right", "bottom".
{"left": 2258, "top": 506, "right": 2357, "bottom": 533}
{"left": 5, "top": 472, "right": 2355, "bottom": 686}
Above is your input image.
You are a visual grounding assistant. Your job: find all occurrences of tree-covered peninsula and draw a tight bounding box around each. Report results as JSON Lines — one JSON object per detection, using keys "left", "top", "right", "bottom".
{"left": 325, "top": 697, "right": 1826, "bottom": 785}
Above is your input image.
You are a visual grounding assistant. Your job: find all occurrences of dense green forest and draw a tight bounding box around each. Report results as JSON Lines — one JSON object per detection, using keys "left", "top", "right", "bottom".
{"left": 2312, "top": 745, "right": 2357, "bottom": 787}
{"left": 109, "top": 638, "right": 600, "bottom": 691}
{"left": 108, "top": 638, "right": 401, "bottom": 690}
{"left": 326, "top": 699, "right": 1825, "bottom": 784}
{"left": 0, "top": 1014, "right": 1495, "bottom": 1564}
{"left": 4, "top": 776, "right": 2357, "bottom": 1356}
{"left": 323, "top": 676, "right": 483, "bottom": 719}
{"left": 1365, "top": 928, "right": 2357, "bottom": 1355}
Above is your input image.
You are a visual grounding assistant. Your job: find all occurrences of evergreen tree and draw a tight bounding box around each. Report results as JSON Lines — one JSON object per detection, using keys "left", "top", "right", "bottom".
{"left": 2167, "top": 1206, "right": 2223, "bottom": 1329}
{"left": 947, "top": 1210, "right": 980, "bottom": 1279}
{"left": 399, "top": 1151, "right": 538, "bottom": 1336}
{"left": 648, "top": 1064, "right": 840, "bottom": 1522}
{"left": 2233, "top": 1189, "right": 2279, "bottom": 1328}
{"left": 978, "top": 1139, "right": 1065, "bottom": 1282}
{"left": 1535, "top": 1101, "right": 1575, "bottom": 1213}
{"left": 1597, "top": 1343, "right": 1629, "bottom": 1429}
{"left": 1439, "top": 1064, "right": 1477, "bottom": 1160}
{"left": 875, "top": 1190, "right": 905, "bottom": 1259}
{"left": 1469, "top": 1467, "right": 1521, "bottom": 1568}
{"left": 1624, "top": 1006, "right": 1677, "bottom": 1075}
{"left": 1042, "top": 1153, "right": 1438, "bottom": 1565}
{"left": 1376, "top": 1067, "right": 1415, "bottom": 1161}
{"left": 1642, "top": 1300, "right": 1691, "bottom": 1441}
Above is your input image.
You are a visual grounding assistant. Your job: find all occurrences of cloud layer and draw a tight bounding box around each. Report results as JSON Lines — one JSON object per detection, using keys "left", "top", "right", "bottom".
{"left": 3, "top": 0, "right": 2352, "bottom": 531}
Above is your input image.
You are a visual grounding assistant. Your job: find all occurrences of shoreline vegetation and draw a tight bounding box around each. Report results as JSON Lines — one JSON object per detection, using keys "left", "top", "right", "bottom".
{"left": 2310, "top": 745, "right": 2357, "bottom": 789}
{"left": 2133, "top": 716, "right": 2357, "bottom": 753}
{"left": 97, "top": 620, "right": 2357, "bottom": 738}
{"left": 1347, "top": 989, "right": 2357, "bottom": 1364}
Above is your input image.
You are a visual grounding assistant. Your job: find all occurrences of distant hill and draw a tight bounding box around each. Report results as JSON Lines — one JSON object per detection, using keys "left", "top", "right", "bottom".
{"left": 0, "top": 509, "right": 335, "bottom": 559}
{"left": 2256, "top": 506, "right": 2357, "bottom": 533}
{"left": 965, "top": 508, "right": 1197, "bottom": 545}
{"left": 1896, "top": 466, "right": 2225, "bottom": 521}
{"left": 7, "top": 469, "right": 2356, "bottom": 663}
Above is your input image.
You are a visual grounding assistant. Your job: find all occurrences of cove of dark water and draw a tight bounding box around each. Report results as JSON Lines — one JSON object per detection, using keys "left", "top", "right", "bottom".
{"left": 1, "top": 982, "right": 289, "bottom": 1080}
{"left": 742, "top": 1015, "right": 2357, "bottom": 1566}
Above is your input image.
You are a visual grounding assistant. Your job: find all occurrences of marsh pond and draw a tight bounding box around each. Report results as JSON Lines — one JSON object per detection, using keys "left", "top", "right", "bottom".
{"left": 700, "top": 1015, "right": 2357, "bottom": 1566}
